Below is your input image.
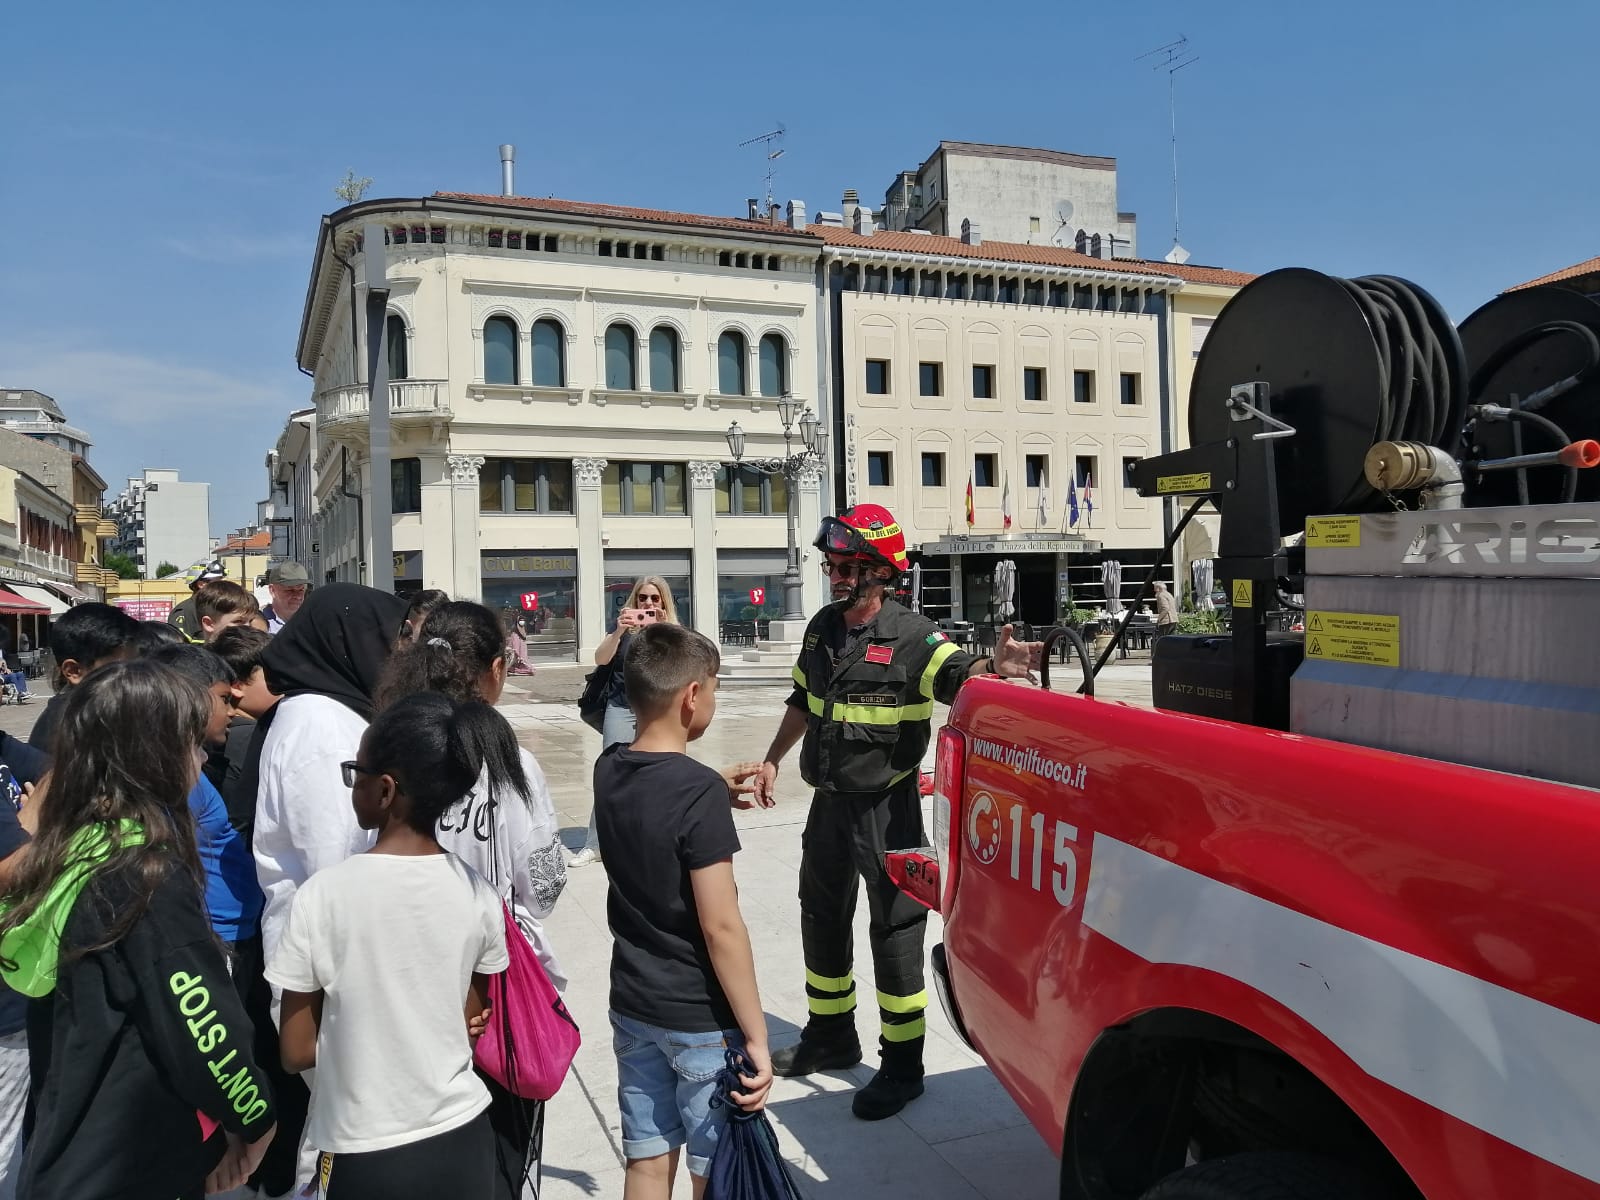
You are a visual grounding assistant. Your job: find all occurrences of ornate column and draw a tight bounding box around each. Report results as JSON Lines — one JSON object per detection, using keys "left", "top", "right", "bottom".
{"left": 796, "top": 459, "right": 825, "bottom": 616}
{"left": 573, "top": 456, "right": 608, "bottom": 657}
{"left": 446, "top": 454, "right": 485, "bottom": 601}
{"left": 687, "top": 460, "right": 721, "bottom": 640}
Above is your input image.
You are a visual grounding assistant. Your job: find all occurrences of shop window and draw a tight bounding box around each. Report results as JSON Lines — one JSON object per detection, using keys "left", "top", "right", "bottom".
{"left": 921, "top": 452, "right": 945, "bottom": 487}
{"left": 973, "top": 453, "right": 997, "bottom": 488}
{"left": 604, "top": 574, "right": 693, "bottom": 633}
{"left": 867, "top": 451, "right": 892, "bottom": 486}
{"left": 602, "top": 461, "right": 689, "bottom": 516}
{"left": 532, "top": 319, "right": 566, "bottom": 387}
{"left": 478, "top": 459, "right": 573, "bottom": 513}
{"left": 390, "top": 457, "right": 421, "bottom": 514}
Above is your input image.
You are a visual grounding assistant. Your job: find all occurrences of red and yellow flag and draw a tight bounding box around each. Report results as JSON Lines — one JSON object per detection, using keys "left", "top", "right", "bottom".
{"left": 965, "top": 474, "right": 975, "bottom": 527}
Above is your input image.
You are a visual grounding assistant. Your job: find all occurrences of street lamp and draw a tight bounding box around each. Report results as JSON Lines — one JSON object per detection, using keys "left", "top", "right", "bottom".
{"left": 725, "top": 395, "right": 828, "bottom": 621}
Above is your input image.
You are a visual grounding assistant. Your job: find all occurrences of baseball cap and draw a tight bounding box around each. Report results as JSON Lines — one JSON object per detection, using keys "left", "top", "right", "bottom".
{"left": 266, "top": 562, "right": 311, "bottom": 586}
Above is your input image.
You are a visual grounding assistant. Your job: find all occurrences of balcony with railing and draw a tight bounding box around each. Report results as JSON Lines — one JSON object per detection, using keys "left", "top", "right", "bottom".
{"left": 318, "top": 380, "right": 451, "bottom": 439}
{"left": 20, "top": 545, "right": 72, "bottom": 578}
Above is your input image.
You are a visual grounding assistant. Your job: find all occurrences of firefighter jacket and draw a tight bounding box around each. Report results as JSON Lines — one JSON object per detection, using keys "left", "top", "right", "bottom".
{"left": 787, "top": 599, "right": 976, "bottom": 796}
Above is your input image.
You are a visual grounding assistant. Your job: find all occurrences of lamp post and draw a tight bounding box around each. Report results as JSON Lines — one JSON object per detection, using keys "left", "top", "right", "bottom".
{"left": 725, "top": 395, "right": 829, "bottom": 622}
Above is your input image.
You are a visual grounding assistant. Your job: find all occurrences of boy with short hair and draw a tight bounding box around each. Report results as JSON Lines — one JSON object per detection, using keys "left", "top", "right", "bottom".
{"left": 195, "top": 580, "right": 262, "bottom": 642}
{"left": 29, "top": 602, "right": 140, "bottom": 753}
{"left": 593, "top": 623, "right": 771, "bottom": 1198}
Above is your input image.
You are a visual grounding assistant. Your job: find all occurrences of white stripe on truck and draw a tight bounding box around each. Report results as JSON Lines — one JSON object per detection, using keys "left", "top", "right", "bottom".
{"left": 1082, "top": 833, "right": 1600, "bottom": 1185}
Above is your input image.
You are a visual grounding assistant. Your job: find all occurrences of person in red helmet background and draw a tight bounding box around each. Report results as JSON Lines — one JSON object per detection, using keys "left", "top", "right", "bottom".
{"left": 750, "top": 503, "right": 1042, "bottom": 1119}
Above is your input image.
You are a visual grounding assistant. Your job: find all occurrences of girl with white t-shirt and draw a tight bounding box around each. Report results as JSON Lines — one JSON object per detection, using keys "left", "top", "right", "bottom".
{"left": 376, "top": 601, "right": 566, "bottom": 1200}
{"left": 266, "top": 692, "right": 509, "bottom": 1200}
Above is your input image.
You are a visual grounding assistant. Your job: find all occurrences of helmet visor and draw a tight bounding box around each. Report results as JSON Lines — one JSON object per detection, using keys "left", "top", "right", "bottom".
{"left": 815, "top": 516, "right": 871, "bottom": 558}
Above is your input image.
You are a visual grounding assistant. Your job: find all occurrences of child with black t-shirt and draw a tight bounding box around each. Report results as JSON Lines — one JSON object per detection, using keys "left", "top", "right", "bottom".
{"left": 592, "top": 623, "right": 772, "bottom": 1199}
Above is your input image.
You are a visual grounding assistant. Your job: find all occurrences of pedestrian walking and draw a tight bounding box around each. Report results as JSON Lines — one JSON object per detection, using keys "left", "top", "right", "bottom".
{"left": 750, "top": 504, "right": 1042, "bottom": 1119}
{"left": 1153, "top": 580, "right": 1179, "bottom": 639}
{"left": 0, "top": 660, "right": 278, "bottom": 1199}
{"left": 594, "top": 623, "right": 772, "bottom": 1198}
{"left": 570, "top": 576, "right": 679, "bottom": 868}
{"left": 265, "top": 693, "right": 510, "bottom": 1200}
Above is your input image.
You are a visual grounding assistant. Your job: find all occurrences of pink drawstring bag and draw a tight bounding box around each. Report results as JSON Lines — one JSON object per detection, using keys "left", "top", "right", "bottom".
{"left": 474, "top": 901, "right": 580, "bottom": 1100}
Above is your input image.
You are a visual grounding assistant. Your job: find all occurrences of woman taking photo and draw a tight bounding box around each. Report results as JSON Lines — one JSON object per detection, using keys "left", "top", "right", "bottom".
{"left": 569, "top": 576, "right": 679, "bottom": 868}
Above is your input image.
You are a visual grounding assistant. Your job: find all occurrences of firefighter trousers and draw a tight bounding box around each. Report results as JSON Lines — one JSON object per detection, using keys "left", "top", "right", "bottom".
{"left": 797, "top": 773, "right": 929, "bottom": 1077}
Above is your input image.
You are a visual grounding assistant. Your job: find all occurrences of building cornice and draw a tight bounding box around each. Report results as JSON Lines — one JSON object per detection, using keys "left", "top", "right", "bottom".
{"left": 821, "top": 244, "right": 1177, "bottom": 290}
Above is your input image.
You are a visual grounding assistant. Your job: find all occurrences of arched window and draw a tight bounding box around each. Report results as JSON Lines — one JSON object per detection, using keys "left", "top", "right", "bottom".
{"left": 386, "top": 313, "right": 408, "bottom": 380}
{"left": 718, "top": 330, "right": 747, "bottom": 396}
{"left": 649, "top": 326, "right": 680, "bottom": 392}
{"left": 605, "top": 323, "right": 637, "bottom": 390}
{"left": 483, "top": 316, "right": 519, "bottom": 385}
{"left": 758, "top": 333, "right": 787, "bottom": 397}
{"left": 532, "top": 319, "right": 565, "bottom": 387}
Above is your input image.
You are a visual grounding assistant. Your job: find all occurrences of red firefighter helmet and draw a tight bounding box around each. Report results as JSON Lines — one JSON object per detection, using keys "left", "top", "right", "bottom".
{"left": 815, "top": 503, "right": 909, "bottom": 580}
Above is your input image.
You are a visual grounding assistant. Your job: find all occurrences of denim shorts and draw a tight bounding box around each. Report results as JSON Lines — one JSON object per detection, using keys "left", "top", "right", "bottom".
{"left": 611, "top": 1011, "right": 742, "bottom": 1176}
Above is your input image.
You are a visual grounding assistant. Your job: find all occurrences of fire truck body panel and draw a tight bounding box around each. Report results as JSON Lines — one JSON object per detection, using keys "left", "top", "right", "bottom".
{"left": 938, "top": 679, "right": 1600, "bottom": 1198}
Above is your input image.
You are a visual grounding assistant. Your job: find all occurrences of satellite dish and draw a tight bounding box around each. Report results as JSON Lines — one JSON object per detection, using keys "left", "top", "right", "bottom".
{"left": 1165, "top": 243, "right": 1191, "bottom": 265}
{"left": 1051, "top": 200, "right": 1076, "bottom": 246}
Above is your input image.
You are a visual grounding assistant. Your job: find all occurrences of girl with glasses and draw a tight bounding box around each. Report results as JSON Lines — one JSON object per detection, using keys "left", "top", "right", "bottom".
{"left": 266, "top": 692, "right": 509, "bottom": 1200}
{"left": 570, "top": 577, "right": 680, "bottom": 868}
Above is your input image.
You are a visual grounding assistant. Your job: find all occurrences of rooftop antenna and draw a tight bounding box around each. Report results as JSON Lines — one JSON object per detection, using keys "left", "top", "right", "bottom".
{"left": 738, "top": 124, "right": 786, "bottom": 217}
{"left": 1136, "top": 35, "right": 1199, "bottom": 263}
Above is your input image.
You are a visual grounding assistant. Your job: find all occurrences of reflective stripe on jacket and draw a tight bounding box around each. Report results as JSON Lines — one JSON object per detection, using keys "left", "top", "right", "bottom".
{"left": 788, "top": 600, "right": 975, "bottom": 795}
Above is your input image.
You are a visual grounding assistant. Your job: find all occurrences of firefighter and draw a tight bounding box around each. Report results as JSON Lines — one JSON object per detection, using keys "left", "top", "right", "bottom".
{"left": 751, "top": 503, "right": 1042, "bottom": 1119}
{"left": 167, "top": 560, "right": 228, "bottom": 642}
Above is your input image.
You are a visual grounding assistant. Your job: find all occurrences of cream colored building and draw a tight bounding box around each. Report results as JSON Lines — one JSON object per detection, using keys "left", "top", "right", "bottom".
{"left": 815, "top": 221, "right": 1250, "bottom": 627}
{"left": 294, "top": 188, "right": 826, "bottom": 660}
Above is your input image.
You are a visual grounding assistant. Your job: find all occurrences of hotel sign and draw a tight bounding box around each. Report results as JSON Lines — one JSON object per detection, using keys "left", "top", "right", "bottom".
{"left": 919, "top": 538, "right": 1101, "bottom": 556}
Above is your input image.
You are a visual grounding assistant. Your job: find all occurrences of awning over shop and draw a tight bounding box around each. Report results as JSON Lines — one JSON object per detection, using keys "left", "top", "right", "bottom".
{"left": 9, "top": 584, "right": 69, "bottom": 616}
{"left": 39, "top": 580, "right": 88, "bottom": 603}
{"left": 0, "top": 588, "right": 50, "bottom": 616}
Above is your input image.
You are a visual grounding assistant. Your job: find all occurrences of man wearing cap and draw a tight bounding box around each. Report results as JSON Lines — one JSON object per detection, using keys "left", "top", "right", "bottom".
{"left": 261, "top": 563, "right": 310, "bottom": 634}
{"left": 750, "top": 503, "right": 1043, "bottom": 1119}
{"left": 167, "top": 560, "right": 228, "bottom": 641}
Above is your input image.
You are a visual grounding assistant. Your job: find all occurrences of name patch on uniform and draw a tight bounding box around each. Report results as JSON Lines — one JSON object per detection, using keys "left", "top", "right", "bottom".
{"left": 925, "top": 631, "right": 948, "bottom": 645}
{"left": 865, "top": 645, "right": 894, "bottom": 665}
{"left": 804, "top": 634, "right": 819, "bottom": 650}
{"left": 847, "top": 693, "right": 897, "bottom": 707}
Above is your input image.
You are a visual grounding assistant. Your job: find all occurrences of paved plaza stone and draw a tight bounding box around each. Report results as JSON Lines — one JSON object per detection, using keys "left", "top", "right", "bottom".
{"left": 0, "top": 660, "right": 1156, "bottom": 1198}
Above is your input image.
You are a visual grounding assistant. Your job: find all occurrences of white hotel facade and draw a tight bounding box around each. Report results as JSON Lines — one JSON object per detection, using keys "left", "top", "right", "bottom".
{"left": 293, "top": 191, "right": 827, "bottom": 660}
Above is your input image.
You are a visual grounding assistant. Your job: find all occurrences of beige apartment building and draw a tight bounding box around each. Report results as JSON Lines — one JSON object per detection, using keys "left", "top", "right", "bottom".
{"left": 815, "top": 220, "right": 1249, "bottom": 627}
{"left": 293, "top": 185, "right": 827, "bottom": 660}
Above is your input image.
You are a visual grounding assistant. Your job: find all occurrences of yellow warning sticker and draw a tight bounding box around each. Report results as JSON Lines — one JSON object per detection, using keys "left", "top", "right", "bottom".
{"left": 1156, "top": 472, "right": 1213, "bottom": 494}
{"left": 1305, "top": 516, "right": 1362, "bottom": 548}
{"left": 1304, "top": 611, "right": 1400, "bottom": 668}
{"left": 1232, "top": 579, "right": 1253, "bottom": 608}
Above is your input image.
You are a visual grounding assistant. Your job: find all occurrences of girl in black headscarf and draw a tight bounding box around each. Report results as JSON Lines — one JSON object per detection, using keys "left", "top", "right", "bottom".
{"left": 251, "top": 584, "right": 409, "bottom": 961}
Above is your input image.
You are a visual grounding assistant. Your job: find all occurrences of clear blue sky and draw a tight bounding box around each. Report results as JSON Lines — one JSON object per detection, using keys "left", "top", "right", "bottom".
{"left": 4, "top": 0, "right": 1594, "bottom": 536}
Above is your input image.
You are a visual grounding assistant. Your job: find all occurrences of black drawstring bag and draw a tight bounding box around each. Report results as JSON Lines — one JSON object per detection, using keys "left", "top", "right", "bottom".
{"left": 705, "top": 1049, "right": 803, "bottom": 1200}
{"left": 577, "top": 660, "right": 614, "bottom": 732}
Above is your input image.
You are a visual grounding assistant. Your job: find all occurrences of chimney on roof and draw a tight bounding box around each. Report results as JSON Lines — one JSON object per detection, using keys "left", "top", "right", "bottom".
{"left": 853, "top": 206, "right": 875, "bottom": 235}
{"left": 747, "top": 198, "right": 761, "bottom": 221}
{"left": 787, "top": 199, "right": 806, "bottom": 230}
{"left": 816, "top": 211, "right": 844, "bottom": 227}
{"left": 499, "top": 144, "right": 516, "bottom": 197}
{"left": 961, "top": 218, "right": 981, "bottom": 246}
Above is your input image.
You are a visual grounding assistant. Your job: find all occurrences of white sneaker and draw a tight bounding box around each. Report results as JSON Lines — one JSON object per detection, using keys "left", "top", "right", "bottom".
{"left": 569, "top": 847, "right": 602, "bottom": 868}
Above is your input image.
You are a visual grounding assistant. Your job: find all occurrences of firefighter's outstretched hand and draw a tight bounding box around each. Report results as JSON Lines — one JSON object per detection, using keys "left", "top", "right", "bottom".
{"left": 750, "top": 761, "right": 780, "bottom": 810}
{"left": 723, "top": 761, "right": 764, "bottom": 809}
{"left": 994, "top": 624, "right": 1043, "bottom": 684}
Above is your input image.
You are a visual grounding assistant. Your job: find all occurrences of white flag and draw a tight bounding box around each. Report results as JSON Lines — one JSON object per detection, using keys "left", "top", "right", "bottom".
{"left": 1001, "top": 476, "right": 1013, "bottom": 532}
{"left": 1035, "top": 487, "right": 1049, "bottom": 530}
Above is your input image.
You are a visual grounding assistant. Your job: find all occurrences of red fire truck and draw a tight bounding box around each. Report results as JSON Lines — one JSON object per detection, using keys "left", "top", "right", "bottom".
{"left": 893, "top": 270, "right": 1600, "bottom": 1199}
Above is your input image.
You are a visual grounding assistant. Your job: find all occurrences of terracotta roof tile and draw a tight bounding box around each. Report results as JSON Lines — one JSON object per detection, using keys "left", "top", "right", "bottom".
{"left": 1507, "top": 254, "right": 1600, "bottom": 292}
{"left": 434, "top": 193, "right": 817, "bottom": 238}
{"left": 810, "top": 224, "right": 1254, "bottom": 285}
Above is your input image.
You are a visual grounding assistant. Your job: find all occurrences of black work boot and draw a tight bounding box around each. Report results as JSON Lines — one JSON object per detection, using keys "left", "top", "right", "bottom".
{"left": 770, "top": 1022, "right": 862, "bottom": 1078}
{"left": 851, "top": 1069, "right": 925, "bottom": 1120}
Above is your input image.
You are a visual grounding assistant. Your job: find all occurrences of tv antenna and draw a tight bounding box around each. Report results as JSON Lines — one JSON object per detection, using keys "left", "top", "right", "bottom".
{"left": 739, "top": 124, "right": 786, "bottom": 217}
{"left": 1137, "top": 36, "right": 1199, "bottom": 262}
